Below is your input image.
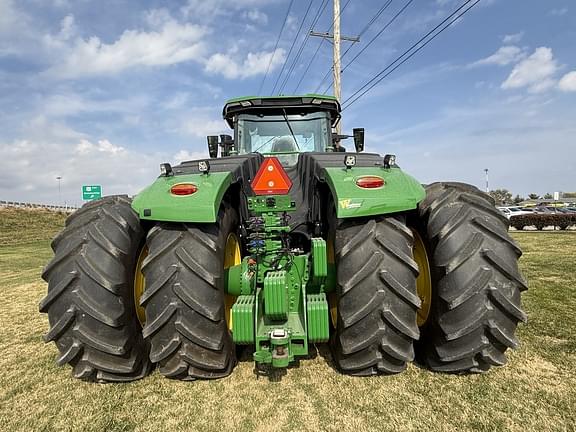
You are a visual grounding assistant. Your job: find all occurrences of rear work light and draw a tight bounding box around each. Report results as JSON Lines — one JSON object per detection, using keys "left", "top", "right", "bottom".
{"left": 170, "top": 183, "right": 198, "bottom": 196}
{"left": 355, "top": 176, "right": 385, "bottom": 189}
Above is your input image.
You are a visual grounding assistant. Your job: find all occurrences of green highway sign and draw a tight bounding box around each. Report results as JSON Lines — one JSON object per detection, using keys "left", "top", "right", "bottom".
{"left": 82, "top": 185, "right": 102, "bottom": 201}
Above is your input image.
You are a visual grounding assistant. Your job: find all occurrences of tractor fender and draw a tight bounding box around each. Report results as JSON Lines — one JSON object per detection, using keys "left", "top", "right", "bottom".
{"left": 132, "top": 154, "right": 264, "bottom": 223}
{"left": 131, "top": 172, "right": 233, "bottom": 223}
{"left": 322, "top": 166, "right": 425, "bottom": 218}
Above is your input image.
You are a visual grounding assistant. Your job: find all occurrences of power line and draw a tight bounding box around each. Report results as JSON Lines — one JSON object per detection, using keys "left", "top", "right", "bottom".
{"left": 342, "top": 0, "right": 481, "bottom": 110}
{"left": 343, "top": 0, "right": 480, "bottom": 109}
{"left": 277, "top": 0, "right": 330, "bottom": 94}
{"left": 313, "top": 0, "right": 395, "bottom": 93}
{"left": 357, "top": 0, "right": 394, "bottom": 38}
{"left": 257, "top": 0, "right": 295, "bottom": 95}
{"left": 292, "top": 0, "right": 353, "bottom": 93}
{"left": 270, "top": 0, "right": 318, "bottom": 95}
{"left": 276, "top": 0, "right": 330, "bottom": 94}
{"left": 293, "top": 38, "right": 325, "bottom": 93}
{"left": 319, "top": 0, "right": 414, "bottom": 94}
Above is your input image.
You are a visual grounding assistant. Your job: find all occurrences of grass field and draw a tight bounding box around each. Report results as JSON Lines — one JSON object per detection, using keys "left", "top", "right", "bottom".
{"left": 0, "top": 208, "right": 575, "bottom": 432}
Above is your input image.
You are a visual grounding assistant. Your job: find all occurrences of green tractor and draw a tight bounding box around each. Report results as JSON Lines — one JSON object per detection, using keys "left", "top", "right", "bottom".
{"left": 40, "top": 94, "right": 527, "bottom": 382}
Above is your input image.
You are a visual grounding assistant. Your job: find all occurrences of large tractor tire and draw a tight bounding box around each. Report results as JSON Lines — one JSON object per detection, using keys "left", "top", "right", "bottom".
{"left": 40, "top": 196, "right": 151, "bottom": 382}
{"left": 140, "top": 204, "right": 237, "bottom": 380}
{"left": 416, "top": 182, "right": 528, "bottom": 373}
{"left": 332, "top": 215, "right": 421, "bottom": 375}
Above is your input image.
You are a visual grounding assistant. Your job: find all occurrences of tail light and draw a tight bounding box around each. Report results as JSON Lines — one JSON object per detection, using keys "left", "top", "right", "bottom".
{"left": 356, "top": 176, "right": 385, "bottom": 189}
{"left": 170, "top": 183, "right": 197, "bottom": 196}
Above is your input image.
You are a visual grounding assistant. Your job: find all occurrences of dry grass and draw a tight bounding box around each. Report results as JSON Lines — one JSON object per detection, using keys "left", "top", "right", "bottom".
{"left": 0, "top": 209, "right": 575, "bottom": 432}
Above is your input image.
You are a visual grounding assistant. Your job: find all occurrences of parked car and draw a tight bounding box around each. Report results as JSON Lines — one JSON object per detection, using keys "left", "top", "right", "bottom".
{"left": 498, "top": 206, "right": 534, "bottom": 219}
{"left": 540, "top": 206, "right": 574, "bottom": 213}
{"left": 532, "top": 206, "right": 554, "bottom": 214}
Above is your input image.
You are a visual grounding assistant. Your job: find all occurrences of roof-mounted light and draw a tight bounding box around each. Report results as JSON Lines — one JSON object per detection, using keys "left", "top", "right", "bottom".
{"left": 160, "top": 163, "right": 173, "bottom": 177}
{"left": 383, "top": 154, "right": 396, "bottom": 169}
{"left": 344, "top": 155, "right": 356, "bottom": 169}
{"left": 198, "top": 160, "right": 210, "bottom": 174}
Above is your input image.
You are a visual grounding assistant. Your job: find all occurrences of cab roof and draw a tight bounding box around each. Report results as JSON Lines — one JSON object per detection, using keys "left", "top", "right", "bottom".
{"left": 222, "top": 94, "right": 341, "bottom": 128}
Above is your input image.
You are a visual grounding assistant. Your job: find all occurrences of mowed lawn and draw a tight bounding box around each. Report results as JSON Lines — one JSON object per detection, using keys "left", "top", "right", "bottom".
{"left": 0, "top": 208, "right": 574, "bottom": 432}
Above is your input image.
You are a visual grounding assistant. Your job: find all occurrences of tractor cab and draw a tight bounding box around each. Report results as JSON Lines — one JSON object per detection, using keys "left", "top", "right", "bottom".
{"left": 208, "top": 94, "right": 364, "bottom": 166}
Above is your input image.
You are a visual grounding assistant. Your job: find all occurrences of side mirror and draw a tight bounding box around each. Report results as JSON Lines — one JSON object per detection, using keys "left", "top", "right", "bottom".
{"left": 353, "top": 128, "right": 365, "bottom": 152}
{"left": 220, "top": 134, "right": 234, "bottom": 157}
{"left": 207, "top": 136, "right": 219, "bottom": 158}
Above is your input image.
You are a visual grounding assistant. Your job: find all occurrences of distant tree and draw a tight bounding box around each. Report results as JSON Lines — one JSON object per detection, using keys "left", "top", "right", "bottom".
{"left": 543, "top": 193, "right": 553, "bottom": 199}
{"left": 513, "top": 194, "right": 524, "bottom": 204}
{"left": 528, "top": 193, "right": 540, "bottom": 200}
{"left": 562, "top": 192, "right": 576, "bottom": 198}
{"left": 489, "top": 189, "right": 513, "bottom": 205}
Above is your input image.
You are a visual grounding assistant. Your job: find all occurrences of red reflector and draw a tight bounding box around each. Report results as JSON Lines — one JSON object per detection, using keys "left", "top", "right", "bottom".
{"left": 170, "top": 183, "right": 197, "bottom": 196}
{"left": 356, "top": 176, "right": 385, "bottom": 189}
{"left": 251, "top": 157, "right": 292, "bottom": 195}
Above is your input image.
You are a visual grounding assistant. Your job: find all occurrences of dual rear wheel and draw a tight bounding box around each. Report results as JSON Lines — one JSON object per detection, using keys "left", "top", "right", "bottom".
{"left": 41, "top": 183, "right": 526, "bottom": 381}
{"left": 331, "top": 182, "right": 527, "bottom": 374}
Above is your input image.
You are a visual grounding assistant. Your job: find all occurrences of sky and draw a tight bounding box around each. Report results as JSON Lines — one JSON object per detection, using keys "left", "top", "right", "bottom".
{"left": 0, "top": 0, "right": 574, "bottom": 207}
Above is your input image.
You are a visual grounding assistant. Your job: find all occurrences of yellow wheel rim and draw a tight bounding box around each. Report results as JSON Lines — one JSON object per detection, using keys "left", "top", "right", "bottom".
{"left": 412, "top": 230, "right": 432, "bottom": 327}
{"left": 134, "top": 246, "right": 148, "bottom": 327}
{"left": 224, "top": 233, "right": 241, "bottom": 330}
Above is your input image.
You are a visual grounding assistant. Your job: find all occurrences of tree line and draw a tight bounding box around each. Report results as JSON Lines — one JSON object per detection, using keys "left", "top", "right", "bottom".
{"left": 488, "top": 190, "right": 576, "bottom": 205}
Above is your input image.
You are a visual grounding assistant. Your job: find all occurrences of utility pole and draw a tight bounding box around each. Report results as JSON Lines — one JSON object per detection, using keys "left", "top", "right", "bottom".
{"left": 484, "top": 169, "right": 489, "bottom": 193}
{"left": 310, "top": 0, "right": 359, "bottom": 135}
{"left": 333, "top": 0, "right": 341, "bottom": 123}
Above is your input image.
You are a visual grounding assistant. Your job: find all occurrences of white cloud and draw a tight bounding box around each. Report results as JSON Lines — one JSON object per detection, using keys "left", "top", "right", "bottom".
{"left": 549, "top": 8, "right": 568, "bottom": 16}
{"left": 59, "top": 14, "right": 77, "bottom": 40}
{"left": 143, "top": 8, "right": 174, "bottom": 28}
{"left": 472, "top": 46, "right": 525, "bottom": 66}
{"left": 243, "top": 9, "right": 268, "bottom": 25}
{"left": 0, "top": 136, "right": 162, "bottom": 205}
{"left": 45, "top": 16, "right": 207, "bottom": 78}
{"left": 502, "top": 32, "right": 524, "bottom": 44}
{"left": 162, "top": 92, "right": 190, "bottom": 110}
{"left": 0, "top": 0, "right": 20, "bottom": 32}
{"left": 23, "top": 115, "right": 86, "bottom": 141}
{"left": 204, "top": 48, "right": 285, "bottom": 79}
{"left": 0, "top": 0, "right": 32, "bottom": 51}
{"left": 172, "top": 149, "right": 208, "bottom": 164}
{"left": 369, "top": 98, "right": 576, "bottom": 197}
{"left": 501, "top": 47, "right": 559, "bottom": 93}
{"left": 75, "top": 139, "right": 126, "bottom": 155}
{"left": 42, "top": 92, "right": 150, "bottom": 118}
{"left": 558, "top": 71, "right": 576, "bottom": 92}
{"left": 180, "top": 0, "right": 273, "bottom": 22}
{"left": 285, "top": 13, "right": 298, "bottom": 31}
{"left": 177, "top": 112, "right": 225, "bottom": 138}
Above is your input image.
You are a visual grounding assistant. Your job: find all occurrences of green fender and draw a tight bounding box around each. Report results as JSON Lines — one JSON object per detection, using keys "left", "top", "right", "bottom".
{"left": 323, "top": 166, "right": 425, "bottom": 218}
{"left": 131, "top": 172, "right": 232, "bottom": 223}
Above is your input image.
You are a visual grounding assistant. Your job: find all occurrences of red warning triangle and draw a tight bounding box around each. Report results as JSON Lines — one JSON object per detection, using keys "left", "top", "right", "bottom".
{"left": 251, "top": 157, "right": 292, "bottom": 195}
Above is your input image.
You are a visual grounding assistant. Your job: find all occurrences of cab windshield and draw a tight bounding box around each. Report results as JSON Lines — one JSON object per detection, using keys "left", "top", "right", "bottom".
{"left": 236, "top": 112, "right": 331, "bottom": 166}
